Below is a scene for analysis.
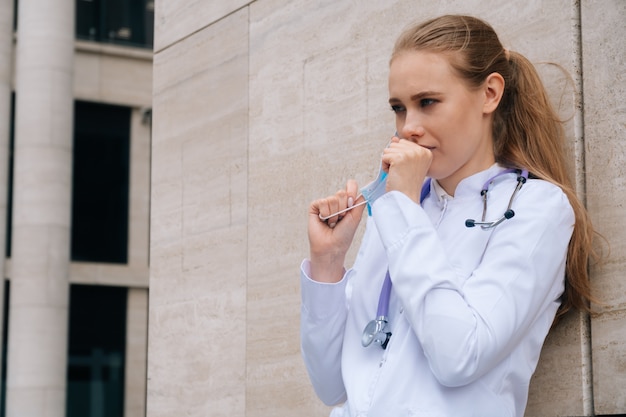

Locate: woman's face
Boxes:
[388,50,497,194]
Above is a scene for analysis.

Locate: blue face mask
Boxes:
[318,136,395,222]
[359,160,388,216]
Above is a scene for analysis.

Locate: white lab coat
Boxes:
[300,164,574,417]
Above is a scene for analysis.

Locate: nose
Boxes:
[399,111,425,143]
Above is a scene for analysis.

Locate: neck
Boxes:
[438,157,496,196]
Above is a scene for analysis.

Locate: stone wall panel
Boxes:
[149,1,626,416]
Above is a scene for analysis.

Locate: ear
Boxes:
[483,72,505,115]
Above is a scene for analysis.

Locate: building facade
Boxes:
[0,0,153,416]
[3,1,623,416]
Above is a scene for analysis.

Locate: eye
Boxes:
[420,98,437,107]
[390,104,405,114]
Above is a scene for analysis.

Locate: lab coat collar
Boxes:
[427,164,512,206]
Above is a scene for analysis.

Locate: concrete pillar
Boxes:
[128,107,151,270]
[0,0,14,393]
[6,1,75,416]
[124,288,148,417]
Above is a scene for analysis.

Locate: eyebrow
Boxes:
[388,91,442,104]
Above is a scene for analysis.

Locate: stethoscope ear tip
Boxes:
[465,219,476,228]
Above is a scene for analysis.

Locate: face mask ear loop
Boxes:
[318,194,366,221]
[319,134,396,222]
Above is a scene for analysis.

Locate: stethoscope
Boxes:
[361,168,529,349]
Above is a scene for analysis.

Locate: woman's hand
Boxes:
[382,137,432,203]
[308,179,365,283]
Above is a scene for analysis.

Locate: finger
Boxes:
[329,190,348,227]
[311,196,335,218]
[381,148,402,169]
[346,179,359,207]
[312,194,341,227]
[395,138,417,151]
[309,198,325,223]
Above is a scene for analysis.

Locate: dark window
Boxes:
[66,284,127,417]
[71,101,130,264]
[76,0,154,49]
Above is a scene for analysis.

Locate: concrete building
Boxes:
[0,0,152,416]
[149,1,625,417]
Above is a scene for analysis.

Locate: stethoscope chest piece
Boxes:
[361,316,392,349]
[362,271,394,350]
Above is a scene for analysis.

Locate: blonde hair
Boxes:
[392,15,597,323]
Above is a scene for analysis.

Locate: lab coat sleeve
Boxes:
[300,259,348,405]
[372,185,574,387]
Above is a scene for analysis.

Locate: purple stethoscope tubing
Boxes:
[376,270,393,318]
[375,179,431,319]
[370,169,528,346]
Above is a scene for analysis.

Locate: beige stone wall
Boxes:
[149,1,626,416]
[581,1,626,414]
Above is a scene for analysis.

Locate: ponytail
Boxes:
[496,51,598,323]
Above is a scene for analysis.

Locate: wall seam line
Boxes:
[245,4,252,417]
[572,0,594,415]
[154,1,257,55]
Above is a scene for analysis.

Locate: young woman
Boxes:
[301,15,595,417]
